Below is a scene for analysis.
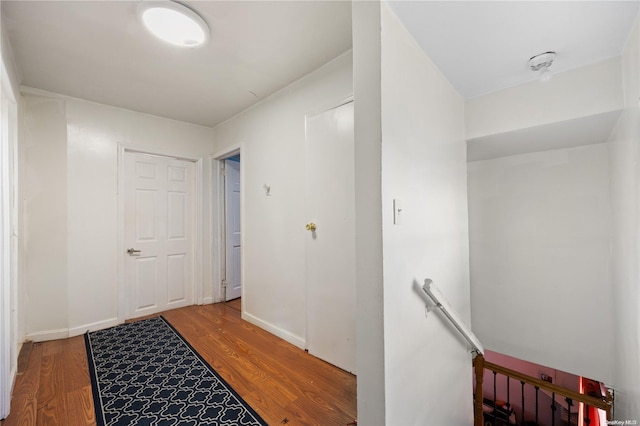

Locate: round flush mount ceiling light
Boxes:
[138,1,209,47]
[528,51,556,83]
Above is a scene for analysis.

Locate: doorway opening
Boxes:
[212,149,242,308]
[222,155,241,303]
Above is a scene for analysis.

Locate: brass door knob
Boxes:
[305,223,317,232]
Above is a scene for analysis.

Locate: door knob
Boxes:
[305,223,317,232]
[127,248,141,255]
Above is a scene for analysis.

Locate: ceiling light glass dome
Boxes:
[138,1,209,48]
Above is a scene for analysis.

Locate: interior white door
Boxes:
[124,152,195,319]
[224,158,242,301]
[0,91,18,420]
[0,97,11,419]
[305,101,356,373]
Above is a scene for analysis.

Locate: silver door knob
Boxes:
[127,248,141,255]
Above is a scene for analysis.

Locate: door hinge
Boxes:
[222,279,227,289]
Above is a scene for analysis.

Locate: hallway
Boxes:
[2,302,357,426]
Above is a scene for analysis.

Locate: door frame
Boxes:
[210,145,242,304]
[223,157,241,301]
[117,145,204,323]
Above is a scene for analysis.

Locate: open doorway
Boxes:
[223,155,242,302]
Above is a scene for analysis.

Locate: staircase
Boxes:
[474,354,613,426]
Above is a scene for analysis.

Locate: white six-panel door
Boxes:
[305,101,356,373]
[124,152,195,319]
[225,158,242,301]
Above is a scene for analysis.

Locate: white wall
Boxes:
[466,58,623,140]
[22,92,214,340]
[352,1,385,422]
[212,52,352,347]
[22,95,69,339]
[608,14,640,420]
[468,144,614,384]
[380,4,471,424]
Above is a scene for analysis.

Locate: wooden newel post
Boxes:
[473,354,485,426]
[605,387,614,421]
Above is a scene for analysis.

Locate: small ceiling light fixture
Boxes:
[138,1,209,48]
[528,51,556,83]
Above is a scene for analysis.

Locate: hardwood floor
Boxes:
[1,302,357,426]
[225,297,242,312]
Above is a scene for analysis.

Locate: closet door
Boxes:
[305,101,356,373]
[124,152,195,319]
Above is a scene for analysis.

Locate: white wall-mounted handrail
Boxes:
[422,279,484,355]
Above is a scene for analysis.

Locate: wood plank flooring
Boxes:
[1,301,357,426]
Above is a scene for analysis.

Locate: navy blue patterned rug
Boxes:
[84,316,267,426]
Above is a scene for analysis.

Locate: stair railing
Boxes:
[421,279,486,425]
[421,279,612,425]
[421,279,484,355]
[474,354,613,426]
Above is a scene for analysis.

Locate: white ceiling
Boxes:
[388,1,640,99]
[2,1,639,129]
[2,1,352,127]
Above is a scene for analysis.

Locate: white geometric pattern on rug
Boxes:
[85,316,266,426]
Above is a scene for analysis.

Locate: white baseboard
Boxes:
[26,328,69,342]
[26,318,121,342]
[242,311,305,349]
[202,296,214,305]
[68,318,120,337]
